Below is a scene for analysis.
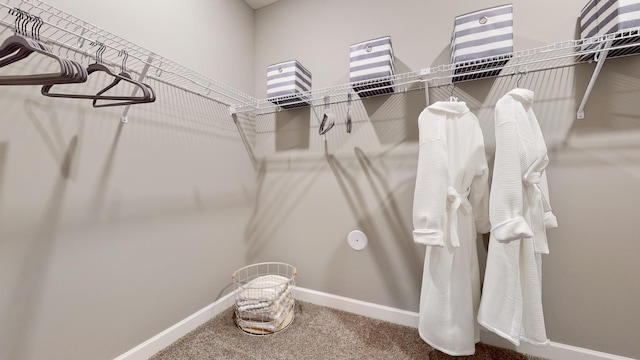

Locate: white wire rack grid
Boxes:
[232,28,640,115]
[0,0,258,107]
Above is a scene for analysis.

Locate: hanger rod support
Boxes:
[121,52,156,124]
[231,113,257,170]
[424,80,430,106]
[577,39,613,120]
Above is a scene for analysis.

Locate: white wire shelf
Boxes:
[231,28,640,115]
[3,0,639,119]
[0,0,257,107]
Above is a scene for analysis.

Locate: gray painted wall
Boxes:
[253,0,640,358]
[0,0,256,359]
[2,0,639,359]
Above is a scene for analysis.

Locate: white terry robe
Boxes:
[413,101,491,356]
[477,88,558,346]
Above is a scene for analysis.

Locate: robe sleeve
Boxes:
[469,163,491,234]
[490,99,534,242]
[412,111,449,247]
[540,170,558,229]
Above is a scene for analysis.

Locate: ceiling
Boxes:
[244,0,280,10]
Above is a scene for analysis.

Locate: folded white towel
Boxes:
[237,285,292,312]
[237,298,294,332]
[238,292,292,322]
[238,275,290,302]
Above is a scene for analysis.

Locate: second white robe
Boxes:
[477,88,558,346]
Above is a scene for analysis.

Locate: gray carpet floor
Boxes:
[151,301,542,360]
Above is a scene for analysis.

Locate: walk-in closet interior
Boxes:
[0,0,639,359]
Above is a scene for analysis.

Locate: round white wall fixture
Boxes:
[347,230,368,251]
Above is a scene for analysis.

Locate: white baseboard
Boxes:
[113,291,236,360]
[480,331,637,360]
[115,287,636,360]
[294,287,420,328]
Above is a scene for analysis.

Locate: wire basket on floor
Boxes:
[232,262,297,335]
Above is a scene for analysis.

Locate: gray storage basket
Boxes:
[267,60,312,109]
[232,262,297,335]
[579,0,640,61]
[349,36,395,98]
[451,4,513,82]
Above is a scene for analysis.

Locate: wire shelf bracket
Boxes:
[577,39,613,120]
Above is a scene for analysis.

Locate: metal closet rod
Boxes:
[0,0,256,106]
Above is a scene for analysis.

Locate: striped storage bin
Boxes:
[579,0,640,61]
[451,4,513,82]
[350,36,395,98]
[267,60,311,109]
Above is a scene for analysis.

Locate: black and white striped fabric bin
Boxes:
[579,0,640,61]
[349,36,395,98]
[451,4,513,82]
[267,60,311,109]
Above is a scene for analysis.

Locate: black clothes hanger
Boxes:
[0,10,78,86]
[0,9,35,64]
[0,11,46,64]
[319,96,335,135]
[514,68,528,88]
[91,50,155,107]
[346,93,352,134]
[0,11,85,85]
[41,42,154,103]
[1,9,154,106]
[92,73,155,107]
[41,63,152,100]
[448,83,458,102]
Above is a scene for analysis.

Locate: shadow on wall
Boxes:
[353,57,423,145]
[233,112,259,170]
[0,142,7,198]
[243,118,423,306]
[72,77,254,224]
[2,107,79,360]
[243,90,427,280]
[325,149,423,308]
[275,107,310,152]
[432,45,453,71]
[360,90,423,144]
[255,89,426,160]
[90,121,124,218]
[24,100,84,180]
[243,158,328,263]
[569,54,640,172]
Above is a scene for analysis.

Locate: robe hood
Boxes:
[428,101,470,115]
